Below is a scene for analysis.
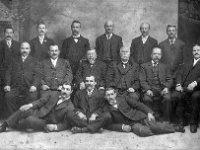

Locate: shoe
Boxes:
[0,122,7,133]
[174,124,185,133]
[190,125,197,133]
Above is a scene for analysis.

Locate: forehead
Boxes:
[105,89,115,95]
[62,84,71,89]
[141,23,149,28]
[167,26,176,30]
[72,22,81,27]
[87,50,96,54]
[86,76,95,81]
[105,21,113,26]
[120,48,129,52]
[21,43,30,48]
[38,24,45,28]
[193,45,200,50]
[5,28,13,33]
[152,48,162,53]
[49,45,59,51]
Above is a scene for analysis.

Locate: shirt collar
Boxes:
[169,37,176,43]
[73,34,81,39]
[22,55,28,60]
[194,58,200,63]
[38,35,45,40]
[87,88,94,94]
[142,35,149,40]
[51,57,58,62]
[106,33,113,39]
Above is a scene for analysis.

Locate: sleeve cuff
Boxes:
[122,124,125,131]
[193,81,197,86]
[54,125,58,131]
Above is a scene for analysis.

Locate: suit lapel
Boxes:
[48,59,55,69]
[55,100,69,110]
[116,61,124,74]
[55,58,61,69]
[183,61,193,82]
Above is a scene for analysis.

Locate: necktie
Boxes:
[153,62,158,67]
[122,63,127,68]
[7,41,11,48]
[170,39,174,45]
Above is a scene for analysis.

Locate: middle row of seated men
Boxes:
[1,40,200,134]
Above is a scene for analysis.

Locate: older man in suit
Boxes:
[106,46,140,101]
[103,88,185,137]
[4,42,41,116]
[29,22,54,61]
[40,44,73,97]
[96,20,123,65]
[66,76,111,134]
[159,25,187,78]
[0,83,74,132]
[61,20,90,75]
[75,49,106,90]
[172,44,200,133]
[140,47,173,122]
[130,23,158,65]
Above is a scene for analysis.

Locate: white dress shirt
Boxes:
[193,58,200,66]
[142,35,149,44]
[169,38,176,45]
[22,55,28,62]
[6,40,12,48]
[38,35,45,44]
[73,34,80,43]
[106,33,113,40]
[51,57,58,67]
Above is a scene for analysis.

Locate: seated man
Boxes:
[67,75,111,133]
[140,47,173,122]
[0,83,74,132]
[40,44,73,97]
[104,87,185,137]
[75,49,106,90]
[172,43,200,133]
[106,46,140,101]
[4,42,41,115]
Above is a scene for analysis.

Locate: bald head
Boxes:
[20,42,31,57]
[104,20,114,34]
[140,23,150,37]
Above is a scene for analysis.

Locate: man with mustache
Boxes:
[40,45,73,98]
[140,47,173,122]
[103,87,185,137]
[4,42,41,116]
[130,23,158,65]
[66,76,111,134]
[0,83,74,132]
[75,49,106,91]
[172,44,200,133]
[106,46,140,101]
[0,27,20,116]
[61,20,90,75]
[95,20,123,65]
[159,25,187,78]
[29,22,54,61]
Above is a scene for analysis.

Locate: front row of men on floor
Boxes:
[0,41,200,136]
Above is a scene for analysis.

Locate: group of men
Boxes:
[0,19,199,137]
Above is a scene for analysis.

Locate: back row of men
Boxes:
[0,20,199,135]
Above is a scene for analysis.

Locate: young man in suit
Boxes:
[172,44,200,133]
[159,25,187,78]
[0,83,74,132]
[104,88,185,137]
[61,20,90,75]
[130,23,158,65]
[4,42,41,116]
[66,75,111,134]
[29,22,54,61]
[75,49,106,91]
[95,20,123,65]
[40,44,73,97]
[140,47,173,122]
[106,46,140,101]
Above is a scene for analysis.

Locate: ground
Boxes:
[0,125,199,150]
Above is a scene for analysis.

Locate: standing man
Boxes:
[66,76,111,134]
[106,46,140,101]
[0,27,20,116]
[29,22,54,61]
[104,88,185,137]
[4,42,41,116]
[0,83,74,132]
[61,20,90,75]
[130,23,158,65]
[140,47,173,122]
[40,45,73,97]
[172,44,200,133]
[96,20,123,64]
[159,25,187,78]
[75,49,106,90]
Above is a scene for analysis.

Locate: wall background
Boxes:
[0,0,178,48]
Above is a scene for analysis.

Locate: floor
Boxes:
[0,125,199,150]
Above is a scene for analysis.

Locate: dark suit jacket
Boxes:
[140,61,173,92]
[61,36,90,74]
[159,38,187,77]
[75,60,107,88]
[130,36,158,64]
[0,40,20,83]
[5,55,41,88]
[31,91,74,131]
[104,95,153,131]
[41,58,73,90]
[96,33,123,61]
[176,60,200,90]
[106,59,140,90]
[73,89,105,118]
[29,36,54,61]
